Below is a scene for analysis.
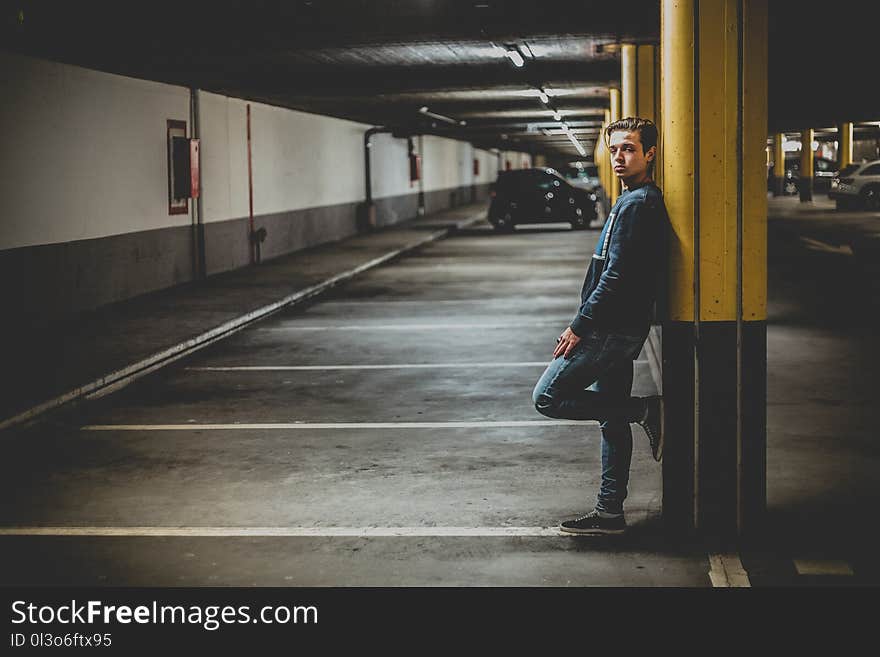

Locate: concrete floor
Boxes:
[1,219,707,587]
[2,196,878,587]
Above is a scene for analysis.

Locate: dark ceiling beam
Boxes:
[4,0,660,51]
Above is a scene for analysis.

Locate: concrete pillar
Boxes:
[604,108,614,207]
[636,45,658,122]
[608,88,621,205]
[595,122,608,196]
[621,44,638,118]
[772,133,785,196]
[661,0,768,541]
[838,122,853,169]
[799,128,814,201]
[637,44,660,187]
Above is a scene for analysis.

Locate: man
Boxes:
[532,116,668,535]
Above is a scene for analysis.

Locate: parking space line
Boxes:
[80,420,587,431]
[311,297,575,305]
[0,526,567,537]
[793,559,854,576]
[258,321,570,331]
[708,553,751,587]
[186,363,548,371]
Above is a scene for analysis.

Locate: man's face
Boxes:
[608,130,655,184]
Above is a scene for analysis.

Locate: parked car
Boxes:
[560,164,602,193]
[829,160,880,210]
[769,155,838,195]
[488,167,599,231]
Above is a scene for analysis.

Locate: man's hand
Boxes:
[553,327,581,359]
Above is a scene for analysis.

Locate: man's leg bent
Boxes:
[532,330,646,423]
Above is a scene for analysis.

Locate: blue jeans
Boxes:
[532,328,647,516]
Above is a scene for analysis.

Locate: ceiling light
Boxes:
[418,106,461,126]
[568,133,586,157]
[552,111,562,121]
[537,89,549,104]
[504,46,525,68]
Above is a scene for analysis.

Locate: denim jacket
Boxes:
[570,182,668,338]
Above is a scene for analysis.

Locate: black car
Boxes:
[768,155,838,195]
[488,168,599,231]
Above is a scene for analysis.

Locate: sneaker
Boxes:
[639,395,664,462]
[559,509,626,535]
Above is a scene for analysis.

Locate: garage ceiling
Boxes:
[3,0,877,163]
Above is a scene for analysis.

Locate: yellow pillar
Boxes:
[838,122,853,169]
[608,88,621,205]
[621,44,637,118]
[799,128,814,201]
[636,45,657,122]
[637,44,659,186]
[595,128,607,195]
[661,0,768,539]
[603,108,613,206]
[772,133,785,195]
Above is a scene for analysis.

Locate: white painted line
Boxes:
[259,321,569,331]
[316,297,574,305]
[799,236,854,256]
[0,213,486,432]
[794,559,854,576]
[186,362,548,371]
[0,526,566,538]
[708,553,751,587]
[80,420,588,431]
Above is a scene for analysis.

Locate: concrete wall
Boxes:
[0,52,531,319]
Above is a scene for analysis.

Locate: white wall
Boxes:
[0,51,191,250]
[1,52,534,252]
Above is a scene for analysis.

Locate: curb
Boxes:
[0,212,486,432]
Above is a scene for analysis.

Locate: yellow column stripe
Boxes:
[773,133,785,178]
[661,0,696,321]
[839,122,853,169]
[622,44,637,118]
[698,0,739,321]
[608,89,621,205]
[636,45,656,122]
[742,0,768,321]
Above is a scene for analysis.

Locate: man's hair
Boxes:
[604,117,658,154]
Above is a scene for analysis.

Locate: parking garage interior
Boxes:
[1,0,880,607]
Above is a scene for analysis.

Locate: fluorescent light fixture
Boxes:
[568,132,586,157]
[504,46,525,67]
[537,89,549,104]
[419,106,460,126]
[552,111,562,121]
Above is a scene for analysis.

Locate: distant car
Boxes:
[771,155,838,195]
[829,160,880,210]
[560,164,602,193]
[488,168,599,231]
